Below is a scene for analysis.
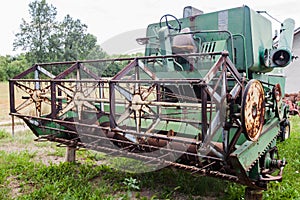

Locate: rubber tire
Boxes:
[280,120,290,142]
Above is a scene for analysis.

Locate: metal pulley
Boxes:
[241,79,265,141]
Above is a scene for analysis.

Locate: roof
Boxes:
[294,27,300,35]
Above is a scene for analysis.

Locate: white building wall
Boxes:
[284,32,300,93]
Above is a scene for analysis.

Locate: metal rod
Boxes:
[51,81,57,118]
[79,96,203,108]
[201,87,208,141]
[110,79,204,84]
[11,115,14,137]
[32,52,223,67]
[12,113,202,145]
[40,136,241,185]
[9,80,16,114]
[37,125,223,162]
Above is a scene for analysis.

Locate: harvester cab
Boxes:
[142,5,294,73]
[9,5,295,199]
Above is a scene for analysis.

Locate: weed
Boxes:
[0,129,11,139]
[123,177,140,191]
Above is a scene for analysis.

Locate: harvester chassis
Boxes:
[10,51,286,194]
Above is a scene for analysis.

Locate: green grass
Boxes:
[0,116,299,199]
[222,116,300,200]
[263,116,300,199]
[0,129,227,199]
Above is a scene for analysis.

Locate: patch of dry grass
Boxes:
[0,82,10,121]
[0,82,25,121]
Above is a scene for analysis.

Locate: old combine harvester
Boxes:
[10,5,295,198]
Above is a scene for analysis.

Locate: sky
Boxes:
[1,0,300,55]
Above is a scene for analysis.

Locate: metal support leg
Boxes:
[65,146,76,162]
[11,115,15,137]
[245,187,263,200]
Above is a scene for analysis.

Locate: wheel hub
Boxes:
[131,94,143,112]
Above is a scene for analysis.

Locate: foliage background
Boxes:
[0,0,110,81]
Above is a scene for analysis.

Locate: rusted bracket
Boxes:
[259,159,286,182]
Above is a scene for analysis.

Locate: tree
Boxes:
[0,54,29,81]
[13,0,106,64]
[86,45,108,60]
[0,56,8,81]
[57,14,99,61]
[6,55,29,79]
[13,0,58,63]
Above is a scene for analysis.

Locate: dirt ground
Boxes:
[0,120,28,134]
[0,123,65,165]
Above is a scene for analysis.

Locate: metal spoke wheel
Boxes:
[15,83,52,117]
[241,79,265,141]
[114,82,158,136]
[57,83,98,120]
